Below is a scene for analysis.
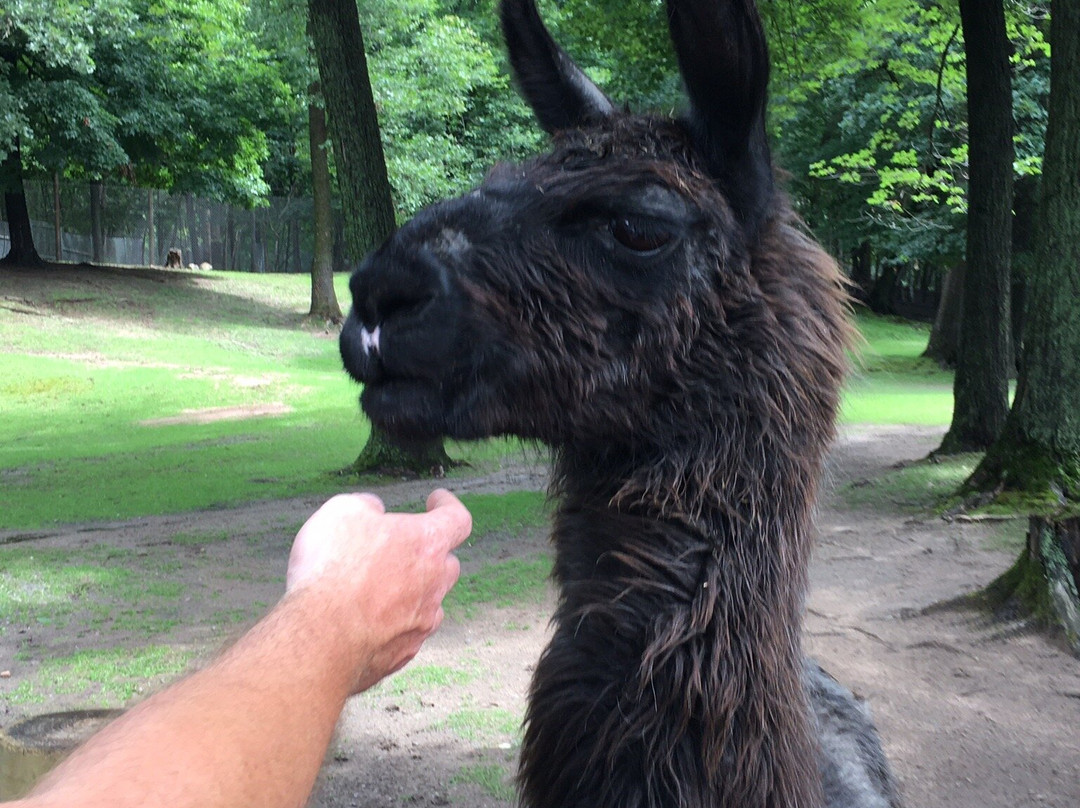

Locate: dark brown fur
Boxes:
[508,122,853,808]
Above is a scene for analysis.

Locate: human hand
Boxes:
[285,489,471,693]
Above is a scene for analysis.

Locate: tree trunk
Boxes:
[850,240,872,301]
[90,182,106,263]
[938,0,1014,454]
[250,209,266,273]
[147,189,156,266]
[349,429,454,479]
[307,84,342,323]
[53,172,63,262]
[980,517,1080,652]
[307,0,395,260]
[309,0,450,476]
[866,262,899,315]
[0,139,43,267]
[965,0,1080,505]
[205,204,214,267]
[185,194,198,266]
[923,262,965,367]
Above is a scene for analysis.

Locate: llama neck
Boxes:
[518,443,824,808]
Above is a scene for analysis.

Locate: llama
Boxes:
[340,1,901,806]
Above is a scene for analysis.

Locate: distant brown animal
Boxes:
[340,1,901,806]
[165,248,182,268]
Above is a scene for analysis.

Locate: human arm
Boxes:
[8,489,471,808]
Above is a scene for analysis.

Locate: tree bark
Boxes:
[250,209,266,273]
[226,207,235,270]
[307,0,396,260]
[923,262,964,367]
[201,203,213,268]
[966,0,1080,505]
[90,182,106,263]
[349,430,454,478]
[0,139,43,267]
[309,0,451,476]
[850,240,872,301]
[307,84,343,323]
[938,0,1014,454]
[980,517,1080,652]
[866,262,900,315]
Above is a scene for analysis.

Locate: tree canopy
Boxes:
[1,0,287,206]
[3,0,1054,268]
[775,0,1048,272]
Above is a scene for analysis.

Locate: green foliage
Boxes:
[841,314,954,425]
[1,0,287,204]
[359,0,541,219]
[773,0,1049,268]
[553,0,679,110]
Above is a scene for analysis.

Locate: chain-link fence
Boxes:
[0,179,340,273]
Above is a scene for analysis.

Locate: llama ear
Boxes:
[500,0,614,134]
[666,0,774,235]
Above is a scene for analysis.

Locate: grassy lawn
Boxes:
[1,268,955,532]
[0,268,518,531]
[841,313,953,426]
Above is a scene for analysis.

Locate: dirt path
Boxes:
[811,426,1080,808]
[3,426,1078,807]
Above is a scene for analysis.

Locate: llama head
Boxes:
[341,0,847,464]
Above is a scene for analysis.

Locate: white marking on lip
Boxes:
[361,325,381,356]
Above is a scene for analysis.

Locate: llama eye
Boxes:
[609,217,673,254]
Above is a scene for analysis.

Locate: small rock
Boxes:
[0,670,10,678]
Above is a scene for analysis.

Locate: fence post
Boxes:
[52,172,62,262]
[148,189,156,266]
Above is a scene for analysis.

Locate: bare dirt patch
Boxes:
[138,402,295,426]
[1,428,1077,807]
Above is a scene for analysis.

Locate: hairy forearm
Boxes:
[15,589,357,808]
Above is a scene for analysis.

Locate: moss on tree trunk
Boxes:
[349,428,455,478]
[979,517,1080,652]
